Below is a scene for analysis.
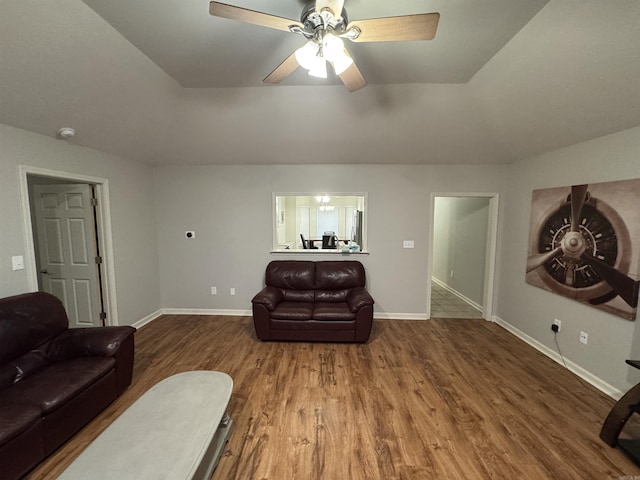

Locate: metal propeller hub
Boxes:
[561,231,588,259]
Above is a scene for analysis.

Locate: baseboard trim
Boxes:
[374,312,429,320]
[133,308,428,327]
[432,277,482,312]
[132,308,251,329]
[160,308,253,317]
[131,309,164,329]
[492,315,622,400]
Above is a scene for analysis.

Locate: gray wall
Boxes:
[0,124,161,326]
[497,125,640,393]
[433,197,489,305]
[153,164,507,316]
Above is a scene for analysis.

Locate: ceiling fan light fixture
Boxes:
[322,34,352,74]
[328,51,352,75]
[308,59,327,78]
[294,41,320,70]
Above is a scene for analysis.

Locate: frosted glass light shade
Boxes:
[308,59,327,78]
[295,41,320,70]
[323,34,353,75]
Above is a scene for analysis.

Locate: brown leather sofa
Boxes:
[0,292,135,480]
[252,260,374,342]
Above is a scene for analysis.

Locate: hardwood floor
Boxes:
[28,316,640,479]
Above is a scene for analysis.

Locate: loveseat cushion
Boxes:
[0,404,41,445]
[47,326,136,361]
[312,302,356,321]
[270,302,313,320]
[266,261,314,289]
[0,357,115,415]
[0,406,44,480]
[283,290,315,302]
[0,292,67,365]
[315,289,349,303]
[315,261,365,289]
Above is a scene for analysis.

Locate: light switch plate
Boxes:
[11,255,24,271]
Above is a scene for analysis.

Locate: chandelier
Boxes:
[316,195,335,211]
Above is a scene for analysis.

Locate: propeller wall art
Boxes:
[526,179,640,320]
[209,0,440,91]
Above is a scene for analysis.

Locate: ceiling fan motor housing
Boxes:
[301,1,348,36]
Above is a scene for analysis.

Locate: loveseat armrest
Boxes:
[47,326,136,361]
[251,286,283,311]
[347,287,374,312]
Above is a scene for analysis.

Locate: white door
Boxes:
[33,184,103,328]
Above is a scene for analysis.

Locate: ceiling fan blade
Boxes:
[263,52,300,84]
[337,50,367,92]
[570,184,589,232]
[581,253,640,308]
[526,247,563,273]
[346,13,440,43]
[209,2,302,33]
[316,0,345,18]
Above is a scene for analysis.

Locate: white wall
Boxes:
[153,164,507,317]
[0,124,161,326]
[497,125,640,394]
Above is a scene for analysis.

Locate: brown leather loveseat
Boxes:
[0,292,135,480]
[252,260,374,342]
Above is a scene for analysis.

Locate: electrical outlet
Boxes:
[580,331,588,344]
[185,230,195,239]
[403,240,414,249]
[230,288,235,296]
[552,318,561,332]
[210,287,217,295]
[450,270,454,278]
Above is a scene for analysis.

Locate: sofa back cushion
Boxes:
[315,261,365,290]
[266,261,366,294]
[0,292,68,366]
[266,261,315,290]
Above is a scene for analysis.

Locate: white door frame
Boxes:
[426,192,500,321]
[18,165,119,326]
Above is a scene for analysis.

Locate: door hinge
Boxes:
[99,312,107,321]
[91,198,98,207]
[95,256,103,264]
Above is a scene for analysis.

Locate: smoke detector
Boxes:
[57,127,76,139]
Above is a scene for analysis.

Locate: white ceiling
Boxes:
[1,1,640,166]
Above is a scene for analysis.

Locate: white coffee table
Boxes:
[57,371,233,480]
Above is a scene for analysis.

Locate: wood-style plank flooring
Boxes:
[27,316,640,479]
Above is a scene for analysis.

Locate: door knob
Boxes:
[40,269,49,274]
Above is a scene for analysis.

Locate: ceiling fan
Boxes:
[209,1,440,92]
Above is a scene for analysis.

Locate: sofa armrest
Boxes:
[251,286,283,311]
[347,287,374,313]
[47,326,136,361]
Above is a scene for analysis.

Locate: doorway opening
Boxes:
[427,193,499,320]
[18,166,118,326]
